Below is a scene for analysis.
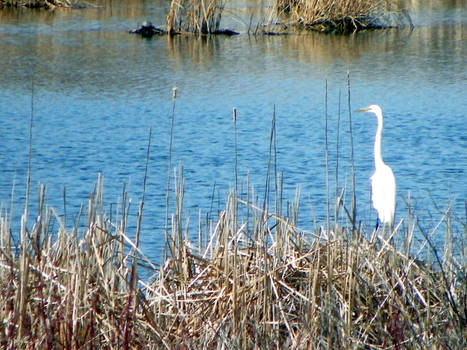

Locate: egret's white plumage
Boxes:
[357,105,396,226]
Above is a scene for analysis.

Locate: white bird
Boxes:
[357,105,396,227]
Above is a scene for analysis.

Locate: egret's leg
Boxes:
[375,218,380,231]
[370,218,380,245]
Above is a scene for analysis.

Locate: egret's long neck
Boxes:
[374,112,384,168]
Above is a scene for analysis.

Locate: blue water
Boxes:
[0,1,465,266]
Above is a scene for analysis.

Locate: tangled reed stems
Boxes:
[146,190,466,348]
[0,0,73,9]
[167,0,225,35]
[275,0,408,33]
[0,172,465,348]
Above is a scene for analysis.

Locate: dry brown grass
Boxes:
[0,0,73,9]
[145,192,466,348]
[0,174,465,348]
[275,0,406,33]
[0,175,145,348]
[167,0,225,35]
[277,0,378,21]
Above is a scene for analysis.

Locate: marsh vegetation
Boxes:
[0,0,74,9]
[0,0,413,34]
[275,0,412,33]
[166,0,413,34]
[0,87,465,348]
[167,0,225,35]
[1,173,465,348]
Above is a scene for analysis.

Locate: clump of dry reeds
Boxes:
[167,0,225,35]
[1,173,465,348]
[0,0,73,9]
[275,0,409,33]
[0,175,157,348]
[144,186,467,348]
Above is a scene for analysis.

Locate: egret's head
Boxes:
[357,104,382,115]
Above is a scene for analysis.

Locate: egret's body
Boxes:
[358,105,396,227]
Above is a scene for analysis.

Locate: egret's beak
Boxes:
[356,107,370,113]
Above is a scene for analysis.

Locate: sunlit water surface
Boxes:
[0,0,465,269]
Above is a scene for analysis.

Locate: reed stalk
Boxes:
[165,87,177,261]
[346,72,358,236]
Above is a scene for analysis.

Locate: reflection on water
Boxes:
[0,0,465,263]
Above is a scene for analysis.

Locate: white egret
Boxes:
[357,105,396,228]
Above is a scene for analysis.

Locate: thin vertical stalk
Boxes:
[18,78,34,341]
[120,182,128,266]
[347,71,357,233]
[136,128,152,253]
[233,107,238,194]
[324,80,332,349]
[231,108,239,336]
[165,86,177,260]
[273,108,282,256]
[207,181,217,237]
[324,80,330,237]
[6,176,16,252]
[62,185,67,229]
[334,89,341,231]
[22,78,35,241]
[273,108,278,216]
[245,172,250,243]
[34,184,46,258]
[262,106,276,238]
[231,193,238,337]
[345,72,358,348]
[124,127,152,349]
[174,163,185,261]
